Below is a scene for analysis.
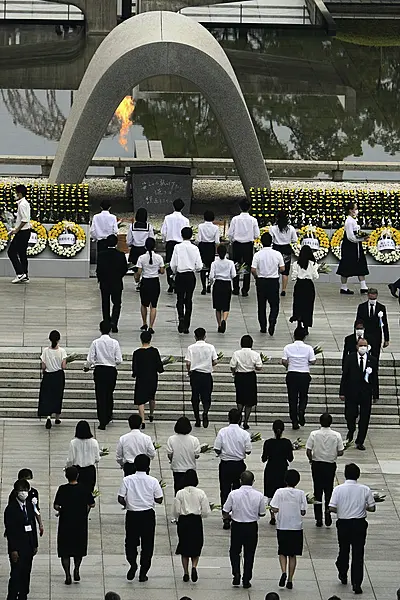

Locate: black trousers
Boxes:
[100,283,122,327]
[336,518,368,589]
[165,240,178,289]
[94,365,117,428]
[256,277,280,331]
[219,460,246,507]
[77,464,96,493]
[311,461,336,522]
[190,371,213,422]
[175,271,196,329]
[286,371,311,426]
[232,241,253,294]
[8,229,31,276]
[230,521,258,584]
[125,509,155,576]
[7,550,34,600]
[173,471,186,495]
[345,395,372,445]
[97,239,108,253]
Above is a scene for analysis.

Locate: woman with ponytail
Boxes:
[262,419,294,524]
[38,330,67,430]
[136,237,165,334]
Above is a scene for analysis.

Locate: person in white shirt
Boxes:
[126,207,154,266]
[174,469,210,583]
[230,335,262,429]
[209,244,236,333]
[290,244,319,336]
[135,238,165,334]
[166,416,201,494]
[185,328,218,428]
[90,200,118,253]
[329,463,376,594]
[282,326,316,430]
[336,202,369,295]
[66,420,101,492]
[228,199,260,297]
[8,184,31,284]
[251,232,285,335]
[222,470,265,589]
[171,227,203,333]
[269,211,298,297]
[214,408,252,529]
[85,320,123,430]
[306,413,344,528]
[197,210,220,295]
[118,454,163,583]
[161,198,190,292]
[116,414,156,476]
[38,329,67,430]
[270,469,307,591]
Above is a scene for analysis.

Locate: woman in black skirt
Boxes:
[132,330,164,427]
[135,237,165,334]
[54,466,95,585]
[269,211,298,297]
[230,335,262,429]
[337,202,369,295]
[197,210,220,295]
[290,244,319,336]
[262,420,294,524]
[126,207,154,266]
[38,330,67,430]
[66,420,101,492]
[270,469,307,591]
[209,244,236,333]
[173,469,210,583]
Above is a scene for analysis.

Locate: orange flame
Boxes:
[115,96,135,150]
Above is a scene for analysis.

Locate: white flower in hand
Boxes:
[365,366,372,383]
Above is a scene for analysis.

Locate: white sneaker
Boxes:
[11,274,25,284]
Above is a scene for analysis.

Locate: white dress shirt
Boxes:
[270,487,307,530]
[116,429,156,467]
[291,261,319,281]
[197,222,220,243]
[214,424,252,461]
[87,334,122,367]
[136,252,164,278]
[118,472,163,511]
[223,485,266,522]
[15,198,31,230]
[166,433,201,472]
[282,341,316,373]
[170,241,203,273]
[252,247,285,278]
[161,212,189,242]
[344,215,359,244]
[126,222,154,247]
[228,212,260,243]
[41,346,67,373]
[174,486,210,518]
[269,224,298,245]
[66,438,101,468]
[329,480,375,519]
[230,348,262,373]
[306,427,344,463]
[209,257,236,282]
[90,210,118,240]
[185,340,217,373]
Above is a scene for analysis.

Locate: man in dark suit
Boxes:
[340,338,379,451]
[355,288,389,359]
[96,234,128,333]
[4,479,39,600]
[342,319,365,369]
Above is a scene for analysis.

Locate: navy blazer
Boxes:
[4,498,38,554]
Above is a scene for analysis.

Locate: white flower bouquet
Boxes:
[260,352,271,364]
[93,488,101,498]
[217,351,224,361]
[159,479,166,489]
[364,366,372,383]
[200,443,212,453]
[250,432,262,443]
[313,345,323,355]
[372,491,386,503]
[153,442,162,450]
[292,438,305,451]
[100,447,110,457]
[161,355,175,366]
[66,353,78,364]
[306,493,322,505]
[209,503,222,511]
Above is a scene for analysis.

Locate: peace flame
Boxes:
[115,96,135,150]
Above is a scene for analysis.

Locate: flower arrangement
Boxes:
[292,225,330,262]
[100,447,110,457]
[292,438,305,450]
[26,220,48,256]
[0,221,8,252]
[331,227,368,259]
[367,226,400,263]
[254,226,270,250]
[48,221,86,257]
[153,442,162,450]
[250,432,262,443]
[200,443,212,453]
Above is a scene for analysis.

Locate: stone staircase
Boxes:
[0,352,399,427]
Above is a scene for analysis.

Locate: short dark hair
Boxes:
[261,232,272,247]
[346,201,357,214]
[194,327,206,340]
[265,593,280,600]
[100,320,112,335]
[75,420,93,439]
[105,593,121,600]
[181,227,192,240]
[18,468,33,480]
[240,334,253,348]
[49,330,61,349]
[228,408,241,424]
[14,479,30,492]
[294,325,307,341]
[141,331,152,344]
[174,416,192,435]
[134,454,150,472]
[354,319,364,328]
[128,414,142,429]
[204,210,214,222]
[239,199,251,212]
[183,469,198,487]
[16,184,27,197]
[240,470,254,486]
[173,198,185,211]
[107,234,118,247]
[368,287,378,296]
[100,200,111,210]
[344,463,360,481]
[285,469,300,487]
[320,413,333,428]
[217,244,227,259]
[65,466,78,482]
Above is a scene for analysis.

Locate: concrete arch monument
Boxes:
[49,11,270,192]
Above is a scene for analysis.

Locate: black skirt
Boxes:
[212,279,232,311]
[176,514,204,558]
[129,245,146,265]
[337,233,369,277]
[277,529,303,557]
[140,277,160,308]
[76,465,96,493]
[198,242,216,268]
[38,370,65,417]
[234,371,257,407]
[291,278,315,328]
[273,243,292,277]
[134,375,158,405]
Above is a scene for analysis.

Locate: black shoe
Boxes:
[183,574,189,582]
[98,425,106,430]
[268,323,276,336]
[340,289,354,295]
[201,289,206,295]
[360,289,368,294]
[232,575,240,586]
[292,423,300,430]
[388,283,398,298]
[232,289,239,296]
[178,321,184,333]
[191,567,198,582]
[242,581,251,589]
[203,414,209,428]
[316,520,323,527]
[141,423,146,430]
[195,420,201,428]
[260,328,266,334]
[206,285,211,294]
[279,573,287,588]
[353,586,363,594]
[223,520,231,530]
[140,324,148,331]
[183,328,189,334]
[281,290,286,297]
[65,575,72,585]
[243,423,249,430]
[139,574,148,582]
[286,581,293,590]
[217,326,222,333]
[73,568,80,582]
[167,286,174,294]
[149,415,154,423]
[111,325,118,333]
[338,574,348,585]
[45,418,52,430]
[148,328,155,335]
[55,419,61,425]
[220,319,226,333]
[241,291,249,297]
[269,516,276,526]
[356,443,366,451]
[299,414,305,427]
[325,511,332,527]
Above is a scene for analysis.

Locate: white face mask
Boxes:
[17,491,28,501]
[355,329,364,337]
[358,346,368,356]
[369,299,377,306]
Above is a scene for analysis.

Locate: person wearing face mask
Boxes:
[342,319,365,369]
[339,338,379,450]
[356,288,389,359]
[4,479,39,600]
[336,202,369,295]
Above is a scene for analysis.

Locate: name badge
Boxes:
[25,525,32,532]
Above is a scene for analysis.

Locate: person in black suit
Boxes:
[342,319,365,369]
[96,234,128,333]
[355,288,389,359]
[339,338,379,451]
[4,479,39,600]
